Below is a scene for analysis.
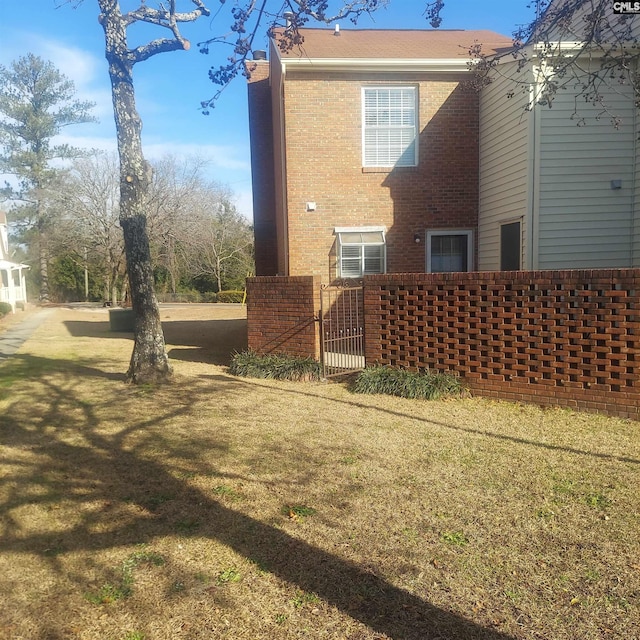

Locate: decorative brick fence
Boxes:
[247,270,640,420]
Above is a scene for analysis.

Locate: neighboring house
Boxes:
[247,27,513,282]
[478,2,640,270]
[0,212,28,311]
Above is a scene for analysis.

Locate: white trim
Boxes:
[282,58,474,73]
[426,229,473,273]
[334,225,386,234]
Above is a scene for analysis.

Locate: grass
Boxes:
[0,305,639,639]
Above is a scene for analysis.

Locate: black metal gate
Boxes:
[320,282,365,377]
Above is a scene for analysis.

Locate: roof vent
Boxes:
[334,23,340,36]
[283,11,295,27]
[252,50,267,61]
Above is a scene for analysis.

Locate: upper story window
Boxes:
[362,87,418,168]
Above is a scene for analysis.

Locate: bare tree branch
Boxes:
[198,0,389,113]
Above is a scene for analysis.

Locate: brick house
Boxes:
[247,27,513,282]
[244,21,640,421]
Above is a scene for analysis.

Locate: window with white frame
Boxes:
[426,230,473,273]
[335,227,386,278]
[362,87,418,167]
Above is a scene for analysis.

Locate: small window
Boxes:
[336,228,386,278]
[426,230,473,273]
[500,221,521,270]
[362,87,418,167]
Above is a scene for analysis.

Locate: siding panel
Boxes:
[537,74,636,269]
[479,63,530,270]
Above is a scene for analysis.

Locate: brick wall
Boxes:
[246,61,278,276]
[247,276,321,359]
[281,72,479,281]
[364,270,640,420]
[247,270,640,420]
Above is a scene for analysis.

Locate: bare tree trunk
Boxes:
[99,0,171,383]
[38,236,49,302]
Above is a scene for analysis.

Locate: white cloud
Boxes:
[0,31,113,122]
[0,29,254,219]
[143,141,250,172]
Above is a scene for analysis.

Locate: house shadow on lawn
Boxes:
[63,317,248,366]
[163,319,247,366]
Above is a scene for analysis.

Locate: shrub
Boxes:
[351,366,463,400]
[156,290,201,303]
[216,290,245,304]
[0,302,13,317]
[229,350,321,381]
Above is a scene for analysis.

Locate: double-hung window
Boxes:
[335,227,386,278]
[362,87,418,167]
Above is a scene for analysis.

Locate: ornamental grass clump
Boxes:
[351,365,463,400]
[229,350,321,381]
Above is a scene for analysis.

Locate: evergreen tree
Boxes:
[0,53,95,301]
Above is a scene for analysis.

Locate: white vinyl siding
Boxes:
[537,70,636,269]
[478,62,530,270]
[362,87,417,167]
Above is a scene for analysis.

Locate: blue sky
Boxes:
[0,1,536,219]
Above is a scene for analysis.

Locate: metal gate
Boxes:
[320,282,365,377]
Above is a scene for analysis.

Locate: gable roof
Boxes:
[272,27,513,73]
[277,28,513,59]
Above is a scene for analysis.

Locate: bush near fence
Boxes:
[246,270,640,420]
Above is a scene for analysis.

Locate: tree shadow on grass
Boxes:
[0,356,513,640]
[207,375,640,467]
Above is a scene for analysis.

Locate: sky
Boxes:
[0,1,537,220]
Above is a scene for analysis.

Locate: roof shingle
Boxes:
[275,28,513,60]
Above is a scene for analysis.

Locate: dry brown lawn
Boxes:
[0,304,639,640]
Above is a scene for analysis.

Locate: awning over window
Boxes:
[334,227,386,246]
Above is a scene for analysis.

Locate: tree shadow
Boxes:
[216,375,640,467]
[0,353,126,384]
[1,356,514,640]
